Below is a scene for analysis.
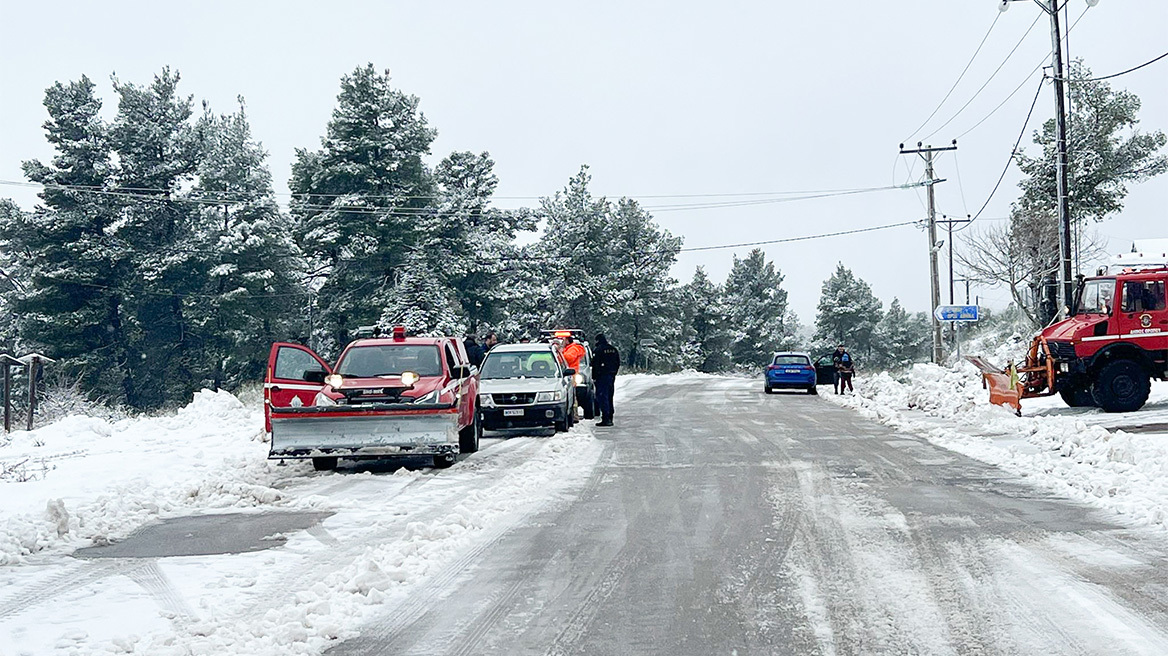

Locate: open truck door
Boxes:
[264,343,330,434]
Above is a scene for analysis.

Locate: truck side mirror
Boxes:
[452,365,472,379]
[303,369,326,383]
[564,368,576,376]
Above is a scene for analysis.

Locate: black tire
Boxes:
[764,384,773,394]
[580,389,596,419]
[459,412,481,454]
[1091,360,1151,413]
[433,454,456,469]
[808,386,818,395]
[1058,386,1095,408]
[312,456,337,472]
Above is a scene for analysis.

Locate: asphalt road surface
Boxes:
[328,376,1168,655]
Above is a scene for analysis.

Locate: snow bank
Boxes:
[126,428,602,655]
[0,389,314,565]
[828,364,1168,529]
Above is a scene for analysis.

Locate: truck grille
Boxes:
[493,392,536,406]
[1048,340,1076,362]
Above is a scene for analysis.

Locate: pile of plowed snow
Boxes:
[0,389,318,565]
[829,363,1168,529]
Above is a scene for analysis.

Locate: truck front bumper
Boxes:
[269,405,460,459]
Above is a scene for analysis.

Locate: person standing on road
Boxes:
[465,334,486,368]
[561,335,586,374]
[832,344,855,394]
[591,333,620,426]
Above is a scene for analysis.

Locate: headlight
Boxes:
[401,371,420,386]
[412,390,440,404]
[535,390,563,403]
[313,392,336,406]
[325,374,343,388]
[479,393,496,408]
[574,373,584,386]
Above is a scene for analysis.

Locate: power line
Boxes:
[970,76,1045,222]
[0,178,916,204]
[1057,50,1168,82]
[954,6,1088,141]
[903,12,1001,144]
[921,10,1043,142]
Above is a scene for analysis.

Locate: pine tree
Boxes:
[380,251,465,336]
[290,64,437,355]
[427,151,536,333]
[188,99,307,390]
[108,68,203,408]
[679,266,731,372]
[2,76,139,403]
[723,249,796,366]
[871,298,929,370]
[813,263,883,361]
[604,198,681,368]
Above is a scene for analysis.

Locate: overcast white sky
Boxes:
[1,0,1164,324]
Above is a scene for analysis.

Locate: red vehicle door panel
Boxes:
[1117,278,1168,336]
[264,343,331,432]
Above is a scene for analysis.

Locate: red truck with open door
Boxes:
[264,327,480,470]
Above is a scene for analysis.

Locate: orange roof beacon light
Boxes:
[392,326,407,341]
[553,331,572,338]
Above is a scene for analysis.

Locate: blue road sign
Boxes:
[933,305,979,322]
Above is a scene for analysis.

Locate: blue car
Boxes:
[764,352,818,395]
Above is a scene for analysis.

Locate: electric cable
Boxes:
[902,12,1001,144]
[1059,51,1168,82]
[970,77,1045,223]
[921,10,1043,142]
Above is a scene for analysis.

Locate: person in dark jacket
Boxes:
[591,333,621,426]
[832,344,855,394]
[465,335,486,368]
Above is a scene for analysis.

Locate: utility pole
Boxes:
[900,140,957,365]
[999,0,1082,316]
[938,214,972,304]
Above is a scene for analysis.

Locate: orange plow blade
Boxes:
[965,356,1022,415]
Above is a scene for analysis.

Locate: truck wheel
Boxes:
[1091,360,1151,413]
[312,456,337,471]
[580,390,595,419]
[433,454,456,469]
[459,413,481,454]
[1058,386,1095,408]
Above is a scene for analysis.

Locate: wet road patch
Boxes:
[74,511,334,558]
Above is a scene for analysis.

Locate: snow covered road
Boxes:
[6,374,1168,654]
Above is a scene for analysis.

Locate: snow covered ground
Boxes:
[0,389,604,655]
[827,362,1168,530]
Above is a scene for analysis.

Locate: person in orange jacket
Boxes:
[561,335,586,374]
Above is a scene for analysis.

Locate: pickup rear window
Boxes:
[337,345,443,378]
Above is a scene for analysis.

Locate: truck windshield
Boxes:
[1075,278,1114,315]
[337,345,443,377]
[480,351,560,379]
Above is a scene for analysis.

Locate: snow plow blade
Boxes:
[965,356,1022,415]
[269,405,461,459]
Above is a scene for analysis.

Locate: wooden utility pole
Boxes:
[900,141,957,364]
[999,0,1077,315]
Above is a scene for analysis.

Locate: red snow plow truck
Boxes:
[264,326,480,471]
[968,267,1168,414]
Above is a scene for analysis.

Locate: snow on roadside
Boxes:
[827,363,1168,529]
[0,389,315,565]
[125,427,603,656]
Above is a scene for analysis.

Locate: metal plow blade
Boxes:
[965,356,1022,415]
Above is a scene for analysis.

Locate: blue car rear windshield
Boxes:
[773,355,810,366]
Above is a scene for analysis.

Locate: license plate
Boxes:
[785,369,801,374]
[503,409,523,417]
